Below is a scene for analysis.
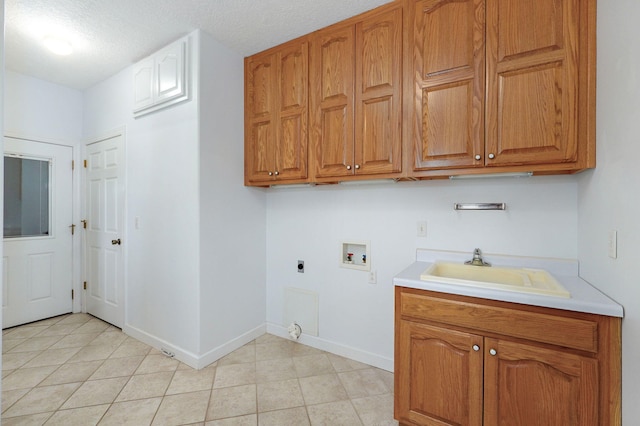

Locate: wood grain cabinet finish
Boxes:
[310,4,403,181]
[395,287,622,426]
[244,39,308,185]
[411,0,485,171]
[244,0,596,185]
[410,0,595,176]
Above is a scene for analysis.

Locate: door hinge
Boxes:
[83,159,87,168]
[81,220,87,229]
[70,224,76,235]
[72,160,75,170]
[83,281,87,290]
[71,289,75,300]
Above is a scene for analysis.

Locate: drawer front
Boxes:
[399,289,598,352]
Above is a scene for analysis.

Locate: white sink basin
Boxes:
[420,262,570,298]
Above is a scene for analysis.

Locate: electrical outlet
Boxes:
[417,221,427,237]
[297,260,304,273]
[608,230,617,259]
[368,270,377,284]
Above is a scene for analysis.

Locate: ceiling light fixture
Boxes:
[43,36,73,56]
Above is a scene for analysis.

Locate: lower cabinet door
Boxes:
[483,337,599,426]
[396,320,483,426]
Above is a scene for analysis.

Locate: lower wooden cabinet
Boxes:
[395,287,621,426]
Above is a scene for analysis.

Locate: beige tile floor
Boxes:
[1,313,398,425]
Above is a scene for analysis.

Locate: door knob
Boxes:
[111,239,121,245]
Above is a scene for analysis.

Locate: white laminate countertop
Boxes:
[393,249,624,318]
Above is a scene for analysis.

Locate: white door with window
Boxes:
[3,138,73,328]
[85,134,125,328]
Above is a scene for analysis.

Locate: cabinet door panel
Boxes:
[497,0,564,61]
[278,115,306,177]
[311,27,355,178]
[484,338,598,426]
[355,6,402,175]
[155,41,186,104]
[245,54,276,182]
[248,121,274,180]
[276,42,308,180]
[397,320,483,426]
[413,0,485,170]
[486,0,578,166]
[250,60,274,118]
[133,57,154,111]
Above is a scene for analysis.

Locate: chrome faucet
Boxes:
[465,248,491,267]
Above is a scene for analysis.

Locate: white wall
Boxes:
[578,0,640,422]
[197,31,267,359]
[4,71,83,144]
[1,0,5,392]
[83,34,202,357]
[3,71,85,315]
[83,30,268,366]
[265,176,579,369]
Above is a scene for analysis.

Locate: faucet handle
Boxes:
[466,248,490,266]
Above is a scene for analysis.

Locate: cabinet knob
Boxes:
[488,153,496,159]
[472,344,480,352]
[274,171,279,176]
[475,155,481,161]
[355,164,360,170]
[268,172,273,176]
[489,348,497,356]
[346,165,352,170]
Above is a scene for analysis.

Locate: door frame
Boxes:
[81,127,127,327]
[3,132,82,316]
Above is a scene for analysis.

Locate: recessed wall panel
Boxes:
[105,250,118,306]
[105,148,119,168]
[106,178,119,233]
[28,253,54,301]
[89,180,103,231]
[90,247,102,299]
[3,257,8,308]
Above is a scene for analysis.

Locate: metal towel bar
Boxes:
[454,203,506,211]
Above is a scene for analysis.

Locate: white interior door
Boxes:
[3,138,73,328]
[85,135,125,328]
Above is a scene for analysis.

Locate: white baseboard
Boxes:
[266,322,394,372]
[123,323,200,368]
[123,322,267,369]
[122,322,391,372]
[196,324,266,369]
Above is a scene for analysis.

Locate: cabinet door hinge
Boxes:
[71,289,75,300]
[81,220,87,229]
[83,159,87,168]
[72,160,75,170]
[83,281,87,290]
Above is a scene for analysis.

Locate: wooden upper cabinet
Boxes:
[412,0,485,171]
[276,42,309,180]
[245,52,276,183]
[355,6,403,176]
[245,39,308,185]
[311,4,403,180]
[310,25,356,179]
[485,0,580,167]
[410,0,595,176]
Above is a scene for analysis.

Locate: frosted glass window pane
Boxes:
[3,156,50,238]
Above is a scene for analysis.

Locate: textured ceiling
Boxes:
[5,0,391,90]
